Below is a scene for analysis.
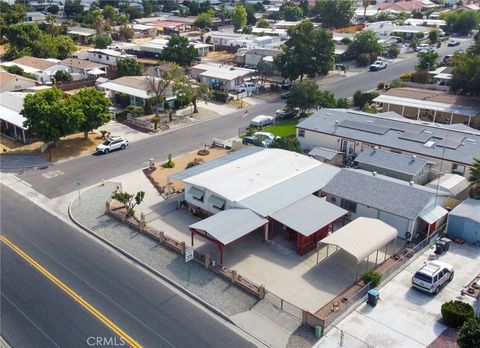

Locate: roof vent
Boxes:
[466,138,476,143]
[411,155,416,160]
[372,171,377,176]
[409,181,414,186]
[326,112,332,116]
[374,146,379,150]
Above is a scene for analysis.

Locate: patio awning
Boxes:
[320,217,398,264]
[419,205,449,225]
[188,186,205,200]
[189,209,267,245]
[269,195,347,237]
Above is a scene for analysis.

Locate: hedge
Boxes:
[458,317,480,348]
[441,301,474,328]
[361,271,381,288]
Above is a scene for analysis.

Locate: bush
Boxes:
[387,45,400,58]
[54,70,72,82]
[115,110,127,121]
[377,82,385,90]
[389,79,406,88]
[114,93,130,107]
[458,317,480,348]
[357,53,372,66]
[353,90,379,108]
[441,301,475,328]
[270,84,280,92]
[336,98,351,108]
[161,160,175,168]
[144,99,153,114]
[415,32,425,39]
[186,158,204,169]
[361,271,381,287]
[411,70,432,84]
[340,37,352,45]
[400,72,414,81]
[212,90,228,103]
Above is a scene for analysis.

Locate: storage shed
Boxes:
[447,199,480,244]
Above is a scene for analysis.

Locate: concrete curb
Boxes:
[0,336,11,348]
[68,199,270,347]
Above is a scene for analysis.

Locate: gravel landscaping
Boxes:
[70,182,258,316]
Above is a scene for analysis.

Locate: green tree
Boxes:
[194,12,212,29]
[257,60,275,85]
[274,20,335,81]
[428,29,439,44]
[175,82,212,113]
[270,137,302,153]
[441,10,480,35]
[2,3,27,25]
[336,97,351,108]
[4,22,42,59]
[53,35,76,59]
[159,34,200,66]
[256,18,270,28]
[146,64,184,118]
[451,54,480,96]
[346,30,382,63]
[54,70,72,82]
[287,80,319,113]
[111,191,145,217]
[64,0,84,18]
[118,25,134,41]
[316,90,336,109]
[142,0,159,16]
[22,87,83,147]
[232,5,247,32]
[244,3,257,26]
[416,51,439,70]
[312,0,355,29]
[102,5,116,21]
[458,317,480,348]
[280,3,304,21]
[468,157,480,193]
[93,34,112,49]
[47,5,60,15]
[117,58,144,77]
[70,87,112,139]
[362,0,370,23]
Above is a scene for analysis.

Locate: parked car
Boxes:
[418,46,435,53]
[250,115,275,127]
[442,55,453,65]
[280,91,290,99]
[96,136,128,154]
[411,261,454,294]
[281,82,292,91]
[369,60,388,71]
[448,39,460,47]
[236,83,259,93]
[243,132,279,147]
[275,107,299,119]
[415,44,432,52]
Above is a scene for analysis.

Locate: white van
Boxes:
[236,83,259,93]
[411,261,454,294]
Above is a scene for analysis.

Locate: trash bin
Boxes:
[315,325,323,338]
[435,240,445,254]
[367,289,379,306]
[439,237,451,251]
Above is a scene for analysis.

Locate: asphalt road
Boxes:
[17,40,471,198]
[0,185,256,348]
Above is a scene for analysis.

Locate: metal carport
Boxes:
[318,217,398,278]
[189,209,268,264]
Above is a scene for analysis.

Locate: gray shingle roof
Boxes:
[297,109,480,166]
[355,148,433,175]
[322,169,437,220]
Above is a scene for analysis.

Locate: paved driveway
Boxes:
[315,242,479,348]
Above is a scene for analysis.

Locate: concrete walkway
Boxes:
[69,182,312,348]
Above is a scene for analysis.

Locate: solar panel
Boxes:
[436,138,463,150]
[375,119,421,133]
[399,132,432,143]
[338,120,389,135]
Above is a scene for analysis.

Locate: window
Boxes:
[106,56,110,61]
[188,186,205,202]
[340,199,357,213]
[451,163,465,176]
[298,129,305,138]
[98,54,102,59]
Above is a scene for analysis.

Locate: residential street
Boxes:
[14,39,471,199]
[0,185,256,348]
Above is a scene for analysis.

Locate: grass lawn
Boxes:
[263,119,298,137]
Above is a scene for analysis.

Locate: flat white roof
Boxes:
[183,148,322,202]
[374,95,480,117]
[320,217,398,264]
[99,81,148,99]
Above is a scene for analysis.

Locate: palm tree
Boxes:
[363,0,371,23]
[468,157,480,198]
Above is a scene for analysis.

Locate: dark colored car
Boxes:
[280,91,290,99]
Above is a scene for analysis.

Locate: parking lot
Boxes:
[315,241,480,348]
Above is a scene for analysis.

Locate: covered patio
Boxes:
[318,217,398,279]
[269,195,348,255]
[189,209,268,265]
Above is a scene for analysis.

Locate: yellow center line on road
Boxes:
[0,235,142,348]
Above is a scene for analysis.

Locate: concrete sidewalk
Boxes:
[69,182,315,348]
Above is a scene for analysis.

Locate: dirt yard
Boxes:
[203,50,235,63]
[146,147,229,193]
[1,132,104,162]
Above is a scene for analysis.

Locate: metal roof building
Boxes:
[447,199,480,244]
[297,109,480,168]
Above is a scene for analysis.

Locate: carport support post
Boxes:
[375,249,379,267]
[384,243,388,262]
[326,244,330,258]
[365,254,369,272]
[393,237,397,256]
